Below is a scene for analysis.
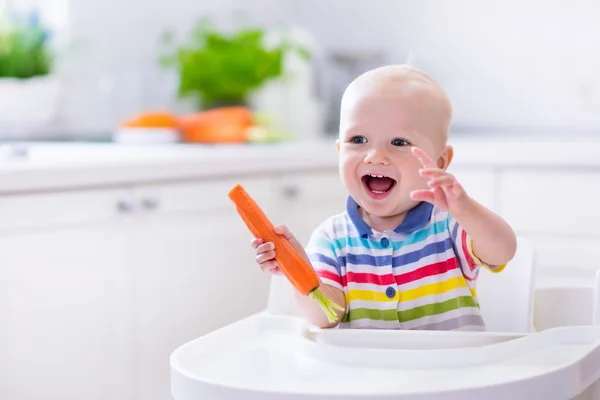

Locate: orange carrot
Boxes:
[123,111,179,128]
[228,184,344,323]
[179,107,253,143]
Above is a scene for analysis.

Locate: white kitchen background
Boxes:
[4,0,600,135]
[2,1,600,400]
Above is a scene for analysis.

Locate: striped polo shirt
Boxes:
[306,196,504,331]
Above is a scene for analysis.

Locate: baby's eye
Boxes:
[391,138,410,147]
[349,136,367,144]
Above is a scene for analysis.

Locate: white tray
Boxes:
[171,312,600,400]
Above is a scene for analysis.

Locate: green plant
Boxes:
[160,18,309,109]
[0,10,53,79]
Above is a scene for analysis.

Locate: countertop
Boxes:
[2,134,600,194]
[0,140,340,194]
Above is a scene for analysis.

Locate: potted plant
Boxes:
[0,9,61,131]
[159,18,310,111]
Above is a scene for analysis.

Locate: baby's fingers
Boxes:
[256,250,276,264]
[251,238,263,249]
[274,224,295,240]
[411,147,437,169]
[410,189,435,203]
[419,168,448,177]
[255,241,275,254]
[260,261,282,275]
[427,175,456,188]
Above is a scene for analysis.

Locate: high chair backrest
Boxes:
[266,274,303,317]
[476,236,537,333]
[266,236,537,333]
[592,270,600,325]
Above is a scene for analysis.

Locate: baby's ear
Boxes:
[437,145,454,170]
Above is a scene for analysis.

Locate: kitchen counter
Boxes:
[0,140,340,194]
[2,135,600,194]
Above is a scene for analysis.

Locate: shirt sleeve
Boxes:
[304,222,344,291]
[447,215,506,281]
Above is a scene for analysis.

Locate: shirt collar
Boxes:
[346,195,434,238]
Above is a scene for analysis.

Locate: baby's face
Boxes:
[337,81,450,220]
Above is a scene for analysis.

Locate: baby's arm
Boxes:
[294,281,346,329]
[450,197,516,266]
[411,147,516,267]
[253,224,346,328]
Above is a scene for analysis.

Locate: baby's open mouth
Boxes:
[362,174,397,198]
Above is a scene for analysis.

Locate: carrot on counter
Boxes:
[123,111,179,128]
[228,184,345,323]
[179,107,253,143]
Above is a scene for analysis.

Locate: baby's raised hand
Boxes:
[410,147,470,216]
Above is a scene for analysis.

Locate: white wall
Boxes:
[54,0,291,134]
[289,0,600,131]
[11,0,600,135]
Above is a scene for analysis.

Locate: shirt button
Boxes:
[381,237,390,248]
[385,287,396,298]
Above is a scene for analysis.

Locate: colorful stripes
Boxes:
[305,205,490,331]
[315,218,450,251]
[342,296,479,323]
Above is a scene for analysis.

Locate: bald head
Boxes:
[340,64,453,146]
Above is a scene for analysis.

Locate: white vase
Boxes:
[0,75,63,132]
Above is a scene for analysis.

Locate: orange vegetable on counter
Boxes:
[179,106,254,143]
[123,111,179,128]
[228,184,345,323]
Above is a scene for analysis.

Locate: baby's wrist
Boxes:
[450,193,477,219]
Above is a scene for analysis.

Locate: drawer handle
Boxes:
[141,197,160,210]
[282,186,299,199]
[116,200,136,213]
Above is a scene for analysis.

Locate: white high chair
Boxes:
[592,270,600,325]
[171,236,600,400]
[477,236,537,333]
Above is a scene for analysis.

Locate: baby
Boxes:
[252,64,517,330]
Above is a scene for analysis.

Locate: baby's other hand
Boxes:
[410,146,471,216]
[250,224,309,275]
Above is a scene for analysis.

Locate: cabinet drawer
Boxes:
[134,177,275,214]
[275,170,346,202]
[499,170,594,234]
[0,188,130,231]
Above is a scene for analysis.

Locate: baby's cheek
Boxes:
[338,163,357,191]
[397,154,422,174]
[407,174,428,192]
[399,161,428,190]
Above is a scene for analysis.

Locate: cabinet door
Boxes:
[447,166,497,212]
[274,170,347,247]
[132,177,274,400]
[0,189,134,400]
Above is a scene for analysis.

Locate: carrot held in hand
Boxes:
[228,184,344,323]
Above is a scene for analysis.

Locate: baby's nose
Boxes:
[365,147,390,164]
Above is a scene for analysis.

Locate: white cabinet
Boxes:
[0,189,134,400]
[496,169,600,284]
[498,169,595,235]
[447,166,497,212]
[274,170,347,246]
[131,177,273,400]
[0,169,343,400]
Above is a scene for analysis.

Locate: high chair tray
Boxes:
[171,312,600,400]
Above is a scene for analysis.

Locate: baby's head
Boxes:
[337,64,453,221]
